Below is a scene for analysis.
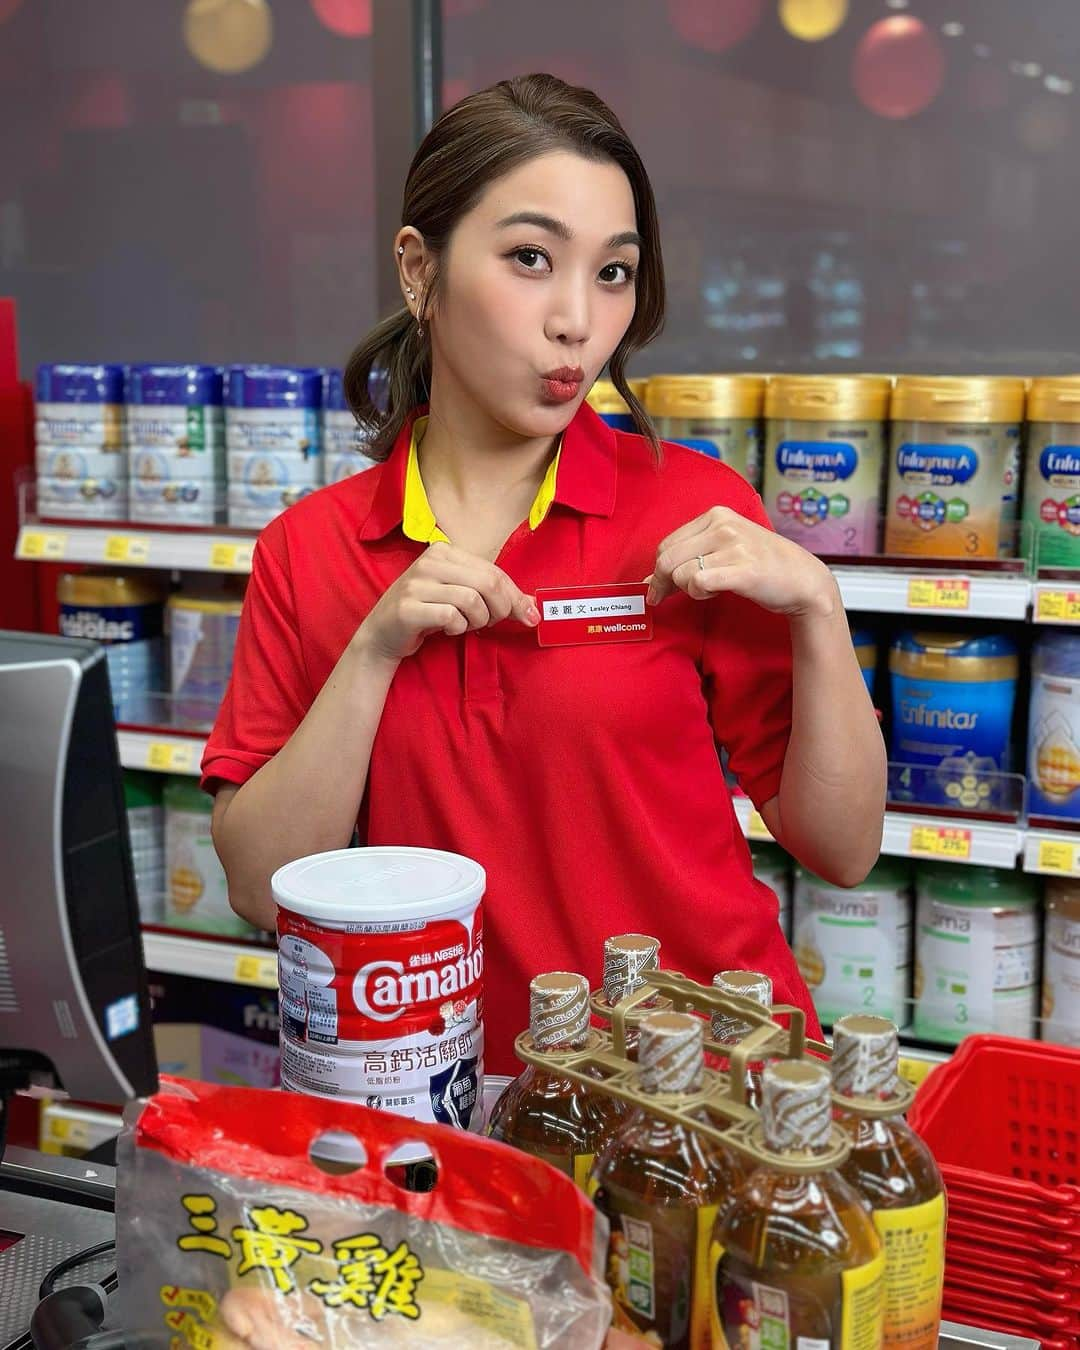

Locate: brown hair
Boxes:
[344,72,665,460]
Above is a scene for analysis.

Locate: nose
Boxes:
[544,270,590,348]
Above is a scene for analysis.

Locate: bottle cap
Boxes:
[711,970,773,1044]
[762,1060,831,1151]
[831,1015,899,1098]
[638,1011,704,1094]
[529,971,590,1052]
[603,933,659,1005]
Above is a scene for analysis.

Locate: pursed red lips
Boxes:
[540,366,586,402]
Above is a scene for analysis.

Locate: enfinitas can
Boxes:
[273,846,486,1130]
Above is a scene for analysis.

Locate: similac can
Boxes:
[792,858,914,1027]
[322,367,377,484]
[647,374,764,485]
[915,865,1040,1044]
[1042,879,1080,1046]
[126,364,225,455]
[37,446,125,481]
[885,376,1025,558]
[889,631,1018,809]
[58,570,165,722]
[1024,377,1080,568]
[227,449,323,494]
[35,363,125,450]
[1028,631,1080,823]
[37,476,127,521]
[225,364,322,456]
[129,472,226,526]
[164,776,251,937]
[168,587,244,730]
[763,374,890,555]
[273,846,486,1130]
[750,840,792,939]
[586,377,648,433]
[226,483,315,529]
[852,628,877,699]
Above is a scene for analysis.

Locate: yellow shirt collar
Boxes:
[402,415,562,544]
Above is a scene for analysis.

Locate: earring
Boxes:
[397,246,405,255]
[406,287,415,299]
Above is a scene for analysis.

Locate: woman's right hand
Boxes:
[355,541,541,664]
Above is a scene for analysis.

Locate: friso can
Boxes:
[273,846,486,1131]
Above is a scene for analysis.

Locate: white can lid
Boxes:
[272,846,485,923]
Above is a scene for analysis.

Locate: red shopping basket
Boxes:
[908,1034,1080,1193]
[945,1235,1079,1286]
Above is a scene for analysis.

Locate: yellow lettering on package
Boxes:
[841,1249,885,1350]
[690,1206,718,1350]
[873,1192,945,1349]
[573,1152,595,1191]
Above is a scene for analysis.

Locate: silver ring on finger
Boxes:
[697,554,706,572]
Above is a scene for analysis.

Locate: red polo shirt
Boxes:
[202,402,822,1074]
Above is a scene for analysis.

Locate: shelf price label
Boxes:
[104,534,151,565]
[897,1056,938,1090]
[234,953,278,987]
[17,529,67,560]
[146,741,196,773]
[1036,838,1080,875]
[909,824,972,861]
[906,577,971,611]
[209,541,255,571]
[1036,589,1080,623]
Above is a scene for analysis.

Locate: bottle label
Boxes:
[873,1192,945,1348]
[573,1152,595,1191]
[713,1245,885,1349]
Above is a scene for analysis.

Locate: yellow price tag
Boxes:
[907,577,971,611]
[898,1056,937,1090]
[1036,589,1080,623]
[104,534,150,564]
[909,824,972,860]
[18,529,67,560]
[234,954,278,987]
[747,810,772,841]
[1037,838,1079,875]
[47,1116,71,1141]
[209,541,254,571]
[146,741,195,773]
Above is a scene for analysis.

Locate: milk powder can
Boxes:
[647,374,764,485]
[322,367,376,484]
[126,364,224,460]
[1023,377,1080,569]
[1028,631,1080,823]
[750,840,792,939]
[168,584,245,731]
[164,776,252,937]
[273,846,486,1130]
[124,770,165,924]
[35,363,125,451]
[586,376,649,433]
[57,571,165,722]
[886,376,1025,559]
[914,864,1041,1044]
[889,631,1018,809]
[852,628,877,699]
[792,857,914,1027]
[224,364,323,457]
[1042,879,1080,1046]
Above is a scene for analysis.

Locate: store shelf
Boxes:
[1023,827,1080,878]
[117,728,206,776]
[833,566,1031,619]
[16,522,256,573]
[142,931,278,988]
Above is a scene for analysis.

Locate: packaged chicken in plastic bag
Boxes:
[116,1078,612,1348]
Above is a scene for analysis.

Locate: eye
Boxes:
[512,247,551,273]
[599,260,637,286]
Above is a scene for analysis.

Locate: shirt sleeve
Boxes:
[700,481,794,810]
[200,525,313,794]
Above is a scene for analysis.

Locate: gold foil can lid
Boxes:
[831,1015,899,1098]
[529,971,590,1051]
[892,375,1025,425]
[646,374,764,420]
[764,374,891,423]
[711,970,773,1044]
[638,1011,704,1094]
[603,933,660,1005]
[587,379,628,416]
[1028,377,1080,426]
[762,1060,831,1151]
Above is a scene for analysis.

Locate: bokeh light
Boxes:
[184,0,273,75]
[779,0,848,43]
[310,0,371,39]
[668,0,766,55]
[852,16,945,120]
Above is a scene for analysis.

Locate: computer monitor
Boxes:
[0,630,157,1106]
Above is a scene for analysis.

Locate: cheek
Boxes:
[599,290,637,349]
[443,267,534,359]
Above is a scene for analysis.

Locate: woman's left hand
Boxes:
[646,506,838,619]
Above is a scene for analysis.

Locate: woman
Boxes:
[204,73,886,1076]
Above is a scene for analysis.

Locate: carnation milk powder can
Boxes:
[763,374,891,555]
[1023,377,1080,568]
[273,847,486,1131]
[885,375,1025,559]
[647,374,765,485]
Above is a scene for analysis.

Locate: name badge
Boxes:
[535,582,653,648]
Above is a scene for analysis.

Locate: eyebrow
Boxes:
[495,211,643,251]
